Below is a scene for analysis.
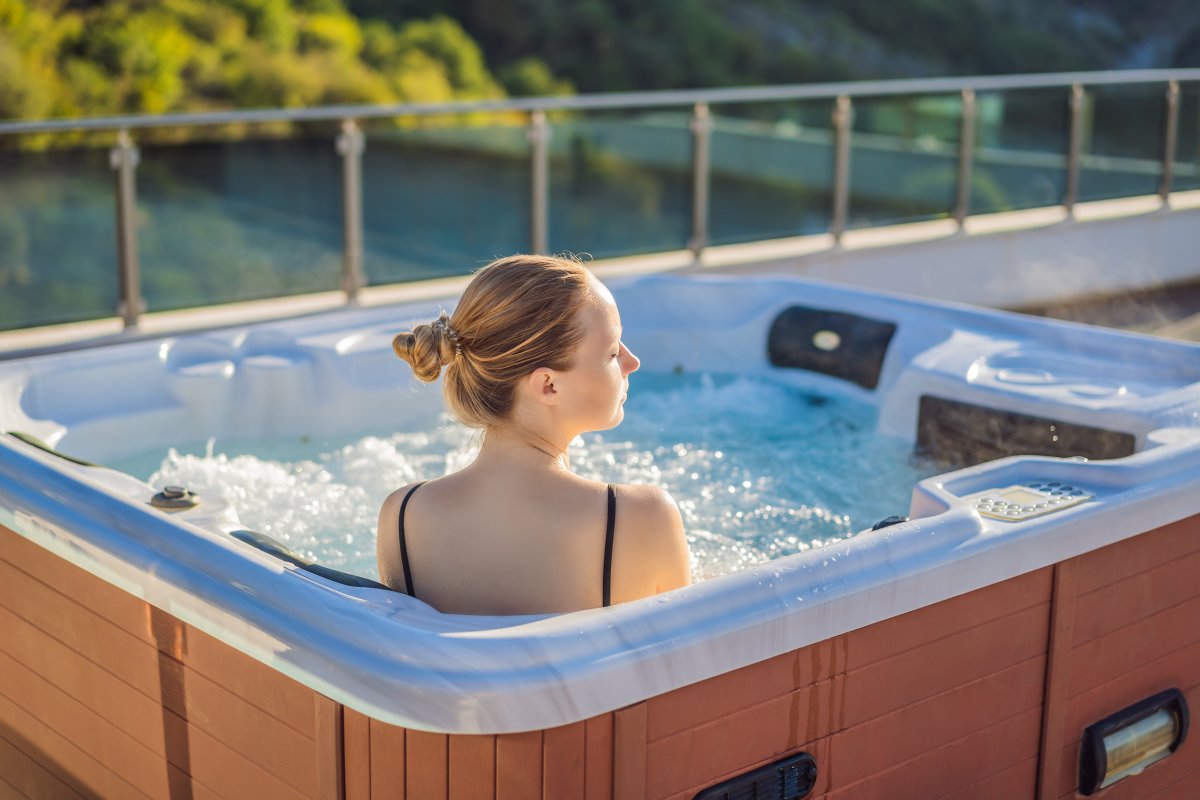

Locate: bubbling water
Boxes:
[117,372,937,581]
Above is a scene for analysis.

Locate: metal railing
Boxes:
[2,68,1199,329]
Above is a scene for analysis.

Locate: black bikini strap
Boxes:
[397,482,426,598]
[602,485,616,607]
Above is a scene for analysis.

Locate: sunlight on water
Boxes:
[113,372,940,581]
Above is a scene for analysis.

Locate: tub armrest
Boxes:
[230,528,392,591]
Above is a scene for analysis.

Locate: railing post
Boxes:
[954,88,976,227]
[1064,83,1085,215]
[689,102,712,255]
[1160,80,1180,202]
[831,95,853,242]
[336,119,366,301]
[528,110,550,255]
[109,128,143,329]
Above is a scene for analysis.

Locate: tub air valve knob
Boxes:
[151,485,200,512]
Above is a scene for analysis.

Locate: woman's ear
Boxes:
[526,367,559,407]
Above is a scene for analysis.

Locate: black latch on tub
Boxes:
[767,306,896,389]
[693,752,818,800]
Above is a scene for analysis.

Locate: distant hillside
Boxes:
[2,0,1196,126]
[348,0,1200,93]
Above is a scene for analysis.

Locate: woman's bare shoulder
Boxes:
[376,481,427,592]
[610,483,692,599]
[612,483,681,522]
[379,481,428,526]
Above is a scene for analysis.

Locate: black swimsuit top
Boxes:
[397,483,618,607]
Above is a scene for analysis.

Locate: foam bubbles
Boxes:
[142,423,479,579]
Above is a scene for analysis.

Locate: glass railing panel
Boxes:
[1174,82,1200,193]
[1078,83,1165,202]
[137,128,342,312]
[548,110,691,258]
[708,100,834,245]
[362,115,529,283]
[0,143,117,330]
[847,93,961,228]
[971,88,1070,214]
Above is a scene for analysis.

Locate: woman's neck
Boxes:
[473,424,573,474]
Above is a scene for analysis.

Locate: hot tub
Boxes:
[1,274,1198,799]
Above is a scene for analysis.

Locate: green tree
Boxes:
[81,5,198,113]
[498,56,573,97]
[392,15,499,98]
[0,0,554,132]
[222,0,297,52]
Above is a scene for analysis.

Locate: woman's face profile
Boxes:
[556,281,640,433]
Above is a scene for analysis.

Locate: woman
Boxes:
[377,255,692,614]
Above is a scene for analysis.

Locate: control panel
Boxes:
[963,480,1094,522]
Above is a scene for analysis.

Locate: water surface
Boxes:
[113,372,940,580]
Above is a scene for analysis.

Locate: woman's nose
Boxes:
[622,345,640,375]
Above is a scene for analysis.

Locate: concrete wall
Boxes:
[696,192,1200,311]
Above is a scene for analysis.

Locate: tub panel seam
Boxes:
[1035,559,1077,800]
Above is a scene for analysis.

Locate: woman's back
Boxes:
[377,463,690,614]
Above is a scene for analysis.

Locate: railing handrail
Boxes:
[2,68,1199,137]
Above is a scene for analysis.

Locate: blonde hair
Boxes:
[393,255,595,428]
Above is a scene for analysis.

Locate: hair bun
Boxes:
[392,312,461,382]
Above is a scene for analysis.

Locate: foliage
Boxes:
[498,57,573,98]
[0,0,521,133]
[4,0,1192,129]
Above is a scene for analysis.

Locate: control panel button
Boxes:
[964,480,1094,523]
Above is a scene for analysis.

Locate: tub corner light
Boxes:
[1079,688,1189,795]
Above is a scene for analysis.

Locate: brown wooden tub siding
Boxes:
[0,526,341,800]
[1046,516,1200,800]
[2,516,1198,800]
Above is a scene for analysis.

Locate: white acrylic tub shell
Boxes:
[1,274,1199,733]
